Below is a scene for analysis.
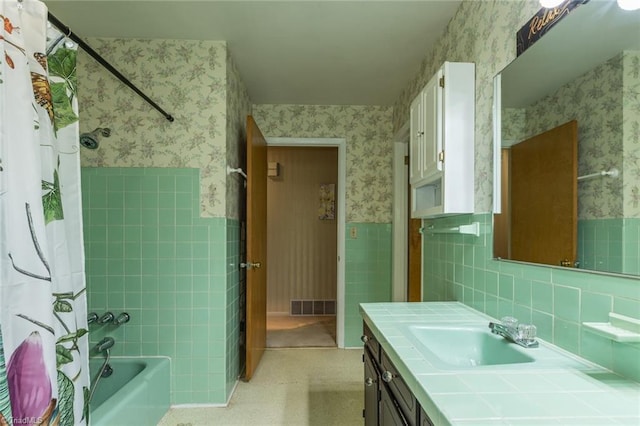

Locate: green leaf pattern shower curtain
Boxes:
[0,1,89,425]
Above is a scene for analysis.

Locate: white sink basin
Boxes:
[405,325,534,368]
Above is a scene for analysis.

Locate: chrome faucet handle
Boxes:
[114,312,130,325]
[87,312,99,324]
[500,316,519,330]
[518,324,537,341]
[98,312,115,324]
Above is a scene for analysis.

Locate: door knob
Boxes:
[241,261,262,270]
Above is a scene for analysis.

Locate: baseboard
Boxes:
[170,380,239,409]
[170,403,227,408]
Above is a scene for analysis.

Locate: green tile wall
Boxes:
[345,223,392,346]
[225,219,241,398]
[423,213,640,381]
[578,219,624,274]
[82,168,232,404]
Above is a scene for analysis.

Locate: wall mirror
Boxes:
[493,0,640,276]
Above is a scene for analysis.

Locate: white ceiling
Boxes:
[43,0,462,106]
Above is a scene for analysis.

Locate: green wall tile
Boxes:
[581,292,612,322]
[82,168,229,404]
[554,285,581,322]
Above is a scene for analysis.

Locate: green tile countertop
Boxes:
[360,302,640,425]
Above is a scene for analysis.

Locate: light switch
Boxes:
[350,227,358,239]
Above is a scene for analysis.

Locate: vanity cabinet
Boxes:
[410,61,475,218]
[363,322,430,426]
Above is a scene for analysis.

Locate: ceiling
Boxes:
[43,0,462,106]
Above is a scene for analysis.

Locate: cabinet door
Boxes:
[409,93,423,185]
[381,352,417,425]
[418,406,434,426]
[364,349,379,426]
[420,72,442,182]
[380,383,409,426]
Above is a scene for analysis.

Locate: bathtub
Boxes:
[89,357,170,426]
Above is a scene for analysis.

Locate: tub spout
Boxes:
[95,337,115,353]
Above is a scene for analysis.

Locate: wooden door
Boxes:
[245,115,267,380]
[510,120,577,266]
[493,149,511,260]
[407,159,422,302]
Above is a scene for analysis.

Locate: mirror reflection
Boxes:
[494,0,640,275]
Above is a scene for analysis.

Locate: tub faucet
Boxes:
[98,312,114,324]
[94,337,115,353]
[488,317,538,348]
[114,312,130,325]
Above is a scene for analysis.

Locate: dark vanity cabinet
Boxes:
[363,322,433,426]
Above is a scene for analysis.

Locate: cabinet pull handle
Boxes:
[361,335,370,343]
[365,377,374,387]
[382,371,393,383]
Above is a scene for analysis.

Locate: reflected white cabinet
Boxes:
[410,62,475,218]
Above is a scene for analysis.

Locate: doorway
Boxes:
[265,139,346,348]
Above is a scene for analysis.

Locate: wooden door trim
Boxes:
[265,137,347,348]
[245,115,268,381]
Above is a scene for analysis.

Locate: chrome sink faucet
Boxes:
[489,316,538,348]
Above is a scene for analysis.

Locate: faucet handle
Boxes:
[98,312,115,324]
[500,316,519,330]
[518,324,537,341]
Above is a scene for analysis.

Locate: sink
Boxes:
[404,325,534,368]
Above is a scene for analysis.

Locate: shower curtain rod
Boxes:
[46,13,175,122]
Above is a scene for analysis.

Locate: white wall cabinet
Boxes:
[410,62,475,218]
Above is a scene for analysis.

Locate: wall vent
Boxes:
[290,299,336,316]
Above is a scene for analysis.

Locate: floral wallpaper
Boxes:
[623,51,640,218]
[500,51,640,220]
[393,0,541,213]
[251,105,394,223]
[77,38,228,217]
[524,53,624,220]
[225,50,252,220]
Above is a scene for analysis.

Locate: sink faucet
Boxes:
[489,317,538,348]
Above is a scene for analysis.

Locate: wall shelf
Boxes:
[422,221,480,237]
[583,313,640,343]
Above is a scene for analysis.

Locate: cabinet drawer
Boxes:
[362,322,380,363]
[381,351,417,425]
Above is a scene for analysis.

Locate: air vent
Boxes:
[290,299,336,316]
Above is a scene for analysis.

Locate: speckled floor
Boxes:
[158,348,364,426]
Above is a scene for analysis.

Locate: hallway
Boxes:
[267,314,337,348]
[159,348,363,425]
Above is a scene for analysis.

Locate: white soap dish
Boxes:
[583,312,640,343]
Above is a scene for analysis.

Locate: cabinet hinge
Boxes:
[438,151,445,162]
[404,155,409,166]
[439,76,445,88]
[362,353,365,363]
[362,409,365,418]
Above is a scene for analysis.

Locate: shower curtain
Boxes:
[0,1,90,425]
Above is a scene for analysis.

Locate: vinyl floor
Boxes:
[158,348,364,426]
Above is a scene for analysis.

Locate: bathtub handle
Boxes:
[98,312,115,324]
[115,312,130,325]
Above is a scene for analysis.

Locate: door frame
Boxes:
[265,137,346,348]
[392,121,410,301]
